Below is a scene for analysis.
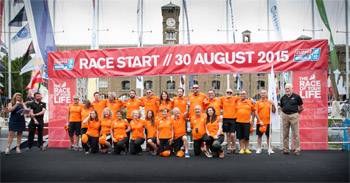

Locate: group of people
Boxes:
[66,83,303,158]
[5,92,46,154]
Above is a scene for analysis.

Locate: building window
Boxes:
[257,80,265,89]
[144,80,153,90]
[212,80,220,90]
[166,80,176,90]
[257,73,265,77]
[121,80,130,90]
[99,79,108,88]
[193,80,199,85]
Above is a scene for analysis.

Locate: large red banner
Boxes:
[48,39,328,78]
[47,39,329,149]
[293,69,328,150]
[48,78,76,147]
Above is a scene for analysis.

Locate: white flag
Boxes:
[268,65,280,130]
[269,0,282,40]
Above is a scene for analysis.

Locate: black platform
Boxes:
[1,148,349,182]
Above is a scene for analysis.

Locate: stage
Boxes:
[1,149,349,182]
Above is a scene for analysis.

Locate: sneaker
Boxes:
[282,150,289,155]
[239,149,245,154]
[151,150,157,156]
[222,141,228,146]
[294,151,301,156]
[219,151,225,159]
[16,147,21,154]
[204,150,213,158]
[185,151,190,158]
[40,146,46,151]
[268,148,274,154]
[245,149,252,154]
[256,149,262,154]
[5,147,10,154]
[85,151,89,155]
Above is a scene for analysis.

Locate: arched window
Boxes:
[166,80,176,90]
[121,80,130,90]
[257,80,265,90]
[144,80,153,90]
[212,80,220,90]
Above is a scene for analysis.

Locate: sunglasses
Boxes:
[226,92,232,94]
[192,87,199,89]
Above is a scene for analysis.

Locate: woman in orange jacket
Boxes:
[111,110,130,155]
[82,110,100,154]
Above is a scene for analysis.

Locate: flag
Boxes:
[13,0,24,6]
[136,76,144,96]
[269,0,282,40]
[182,0,191,44]
[24,0,56,65]
[26,70,43,90]
[20,54,44,75]
[316,0,339,71]
[227,0,236,43]
[22,41,34,60]
[11,23,31,43]
[268,65,280,130]
[236,73,241,90]
[9,6,27,27]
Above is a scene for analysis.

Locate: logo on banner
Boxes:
[54,82,71,104]
[54,58,74,70]
[294,48,320,62]
[299,73,321,99]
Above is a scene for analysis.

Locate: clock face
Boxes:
[166,18,176,27]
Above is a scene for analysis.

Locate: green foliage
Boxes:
[1,55,31,98]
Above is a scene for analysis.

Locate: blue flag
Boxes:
[11,23,31,43]
[24,0,56,65]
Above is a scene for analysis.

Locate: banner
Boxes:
[48,39,328,79]
[48,78,76,147]
[293,69,328,150]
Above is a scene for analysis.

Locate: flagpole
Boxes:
[267,0,270,41]
[7,0,11,99]
[311,0,315,39]
[345,0,349,100]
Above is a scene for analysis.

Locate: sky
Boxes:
[2,0,349,59]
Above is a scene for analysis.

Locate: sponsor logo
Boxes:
[54,82,71,104]
[54,58,74,70]
[294,48,320,62]
[299,73,321,99]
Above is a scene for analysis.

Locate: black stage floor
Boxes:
[1,148,349,182]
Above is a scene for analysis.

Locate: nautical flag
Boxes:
[9,6,27,27]
[11,23,31,43]
[24,0,56,66]
[26,70,43,90]
[316,0,339,71]
[20,54,44,75]
[269,0,282,40]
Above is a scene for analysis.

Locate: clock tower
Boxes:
[161,2,180,45]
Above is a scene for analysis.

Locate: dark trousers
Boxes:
[82,136,99,153]
[193,135,206,156]
[28,122,44,148]
[130,138,145,155]
[203,134,225,153]
[114,137,128,154]
[158,139,171,153]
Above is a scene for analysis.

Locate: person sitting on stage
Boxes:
[99,108,113,153]
[156,108,173,157]
[204,106,224,158]
[159,91,173,117]
[67,96,83,150]
[255,89,276,154]
[111,110,130,155]
[129,110,145,155]
[171,107,190,158]
[235,90,255,154]
[82,110,101,154]
[190,105,209,157]
[145,110,158,155]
